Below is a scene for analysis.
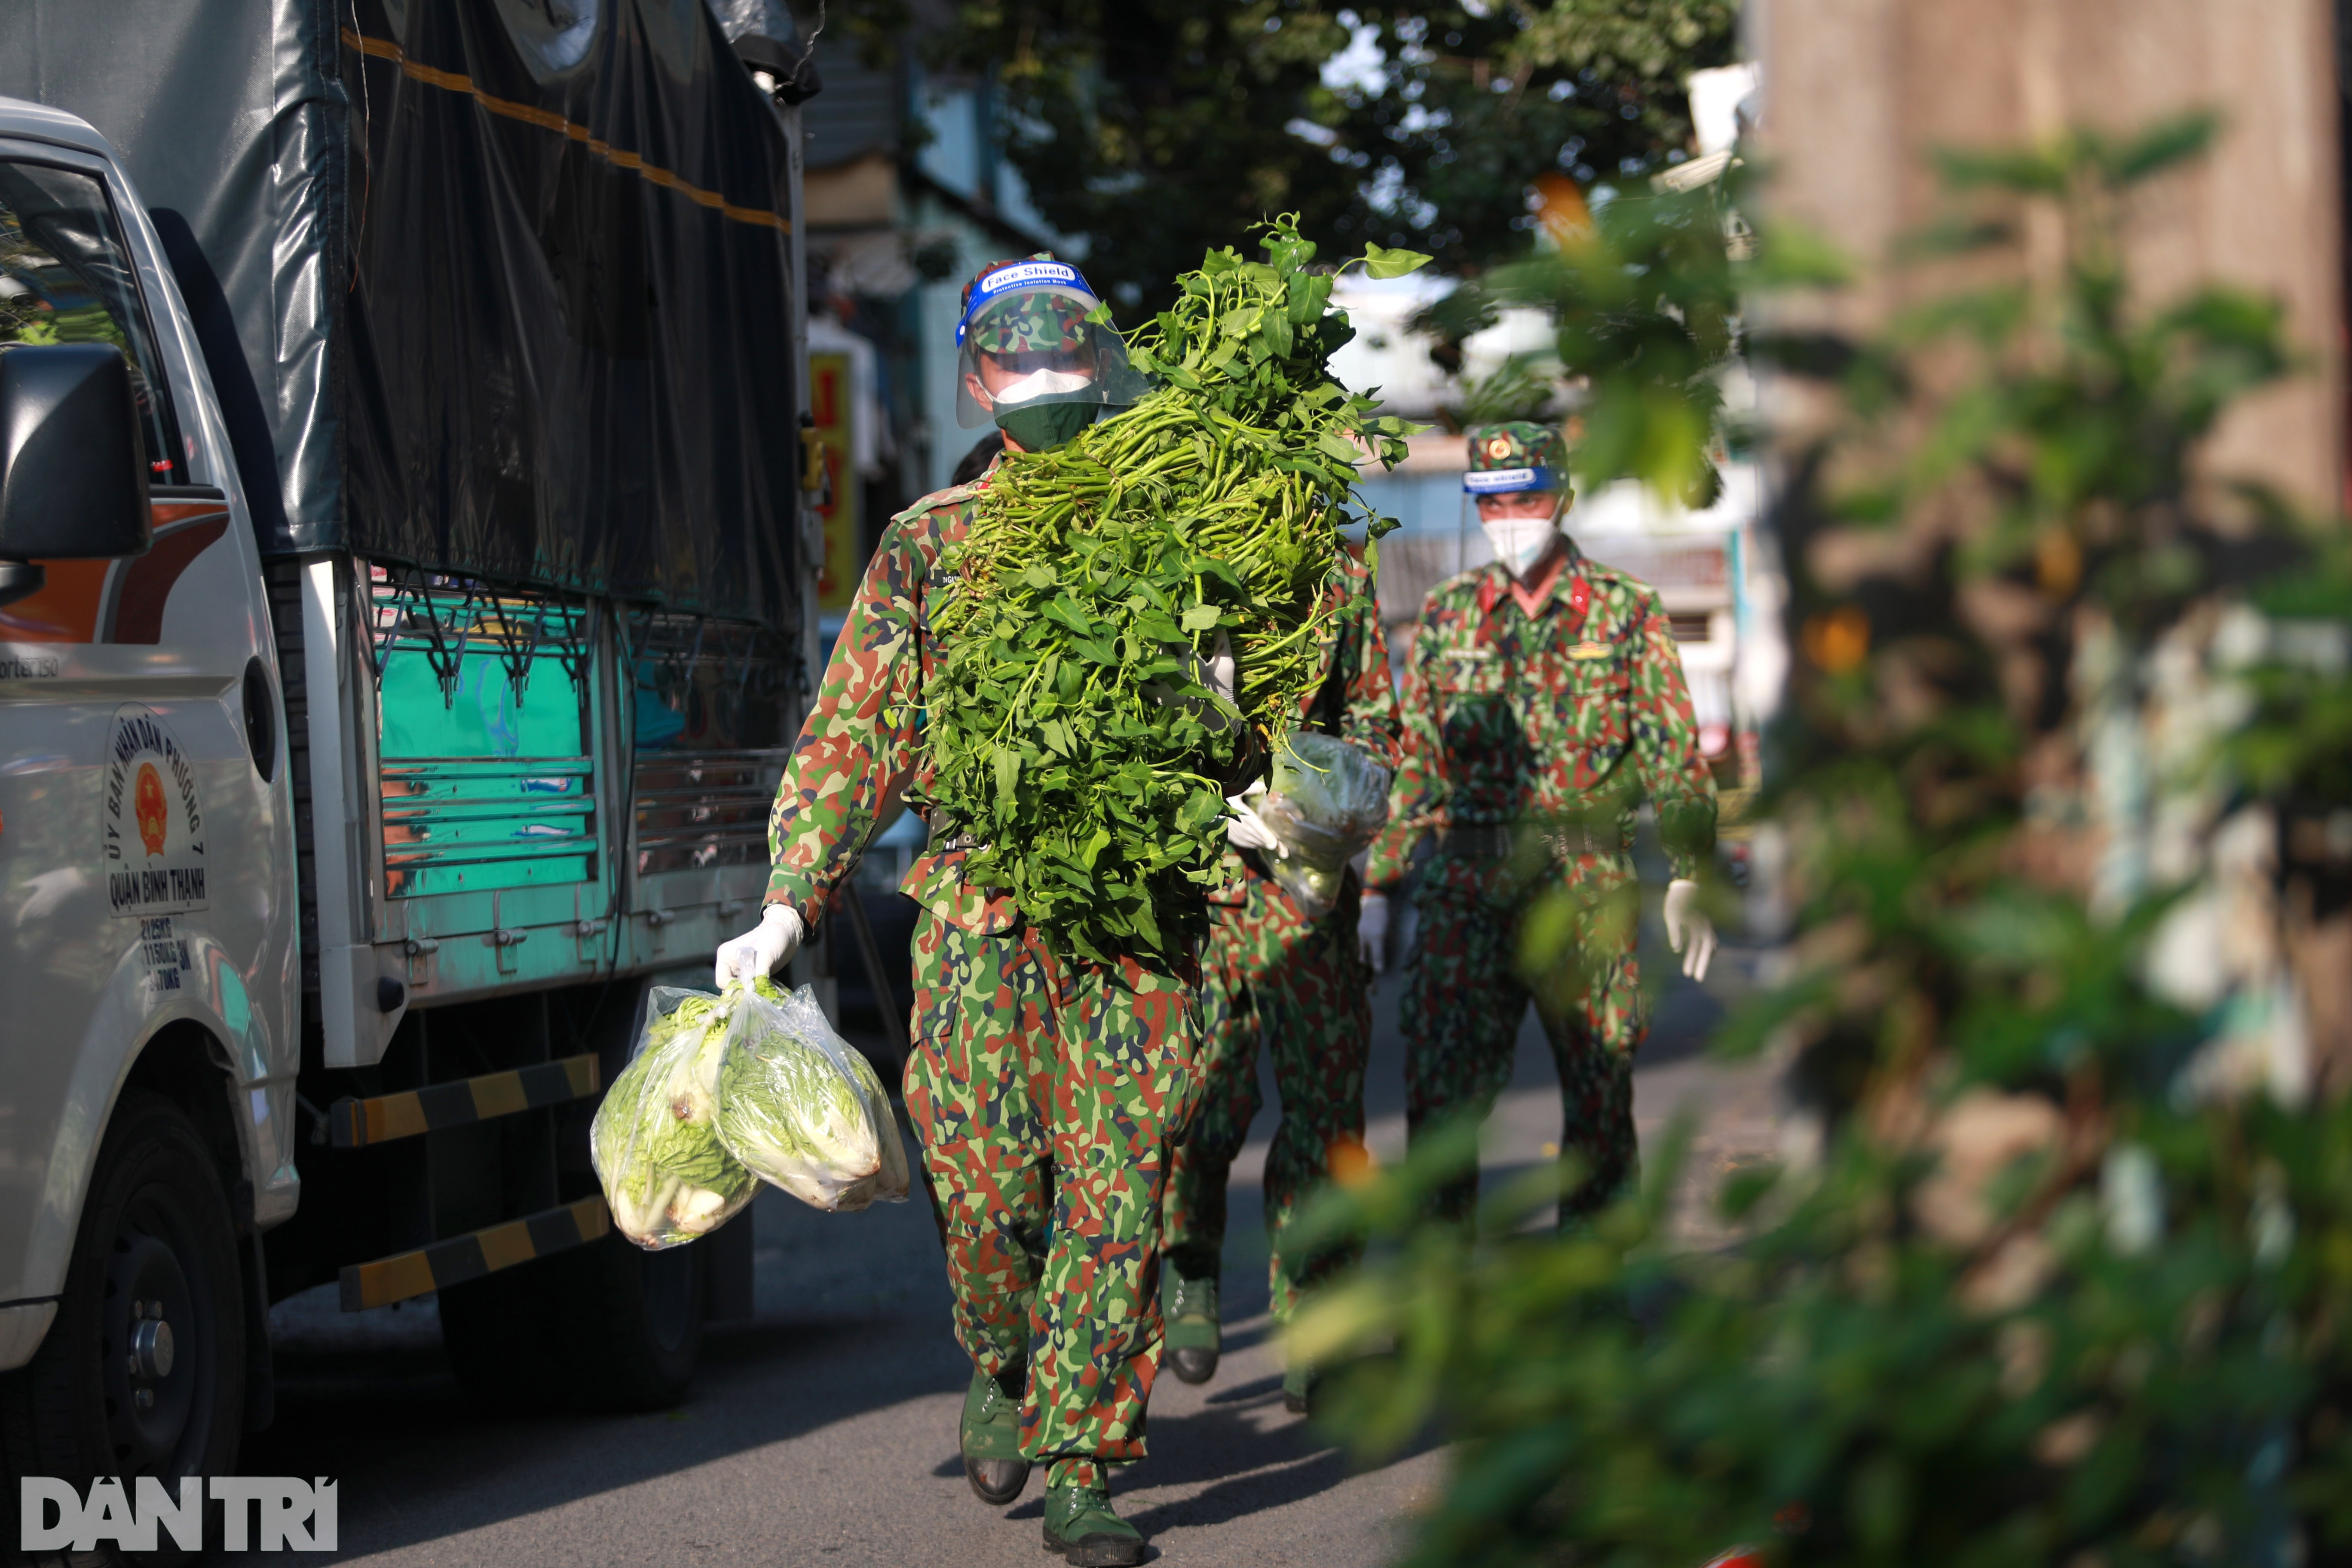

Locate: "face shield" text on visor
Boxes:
[954,259,1151,433]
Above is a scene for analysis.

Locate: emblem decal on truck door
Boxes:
[101,704,209,916]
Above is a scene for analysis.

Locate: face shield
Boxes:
[1462,464,1572,580]
[954,259,1150,450]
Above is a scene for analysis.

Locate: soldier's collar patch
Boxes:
[1477,567,1592,622]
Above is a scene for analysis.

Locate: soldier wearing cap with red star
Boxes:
[1360,421,1719,1223]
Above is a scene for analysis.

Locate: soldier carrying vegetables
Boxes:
[1158,549,1400,1414]
[1360,422,1720,1225]
[715,257,1187,1566]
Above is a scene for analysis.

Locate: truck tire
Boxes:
[553,1231,704,1412]
[435,1261,574,1410]
[438,1231,703,1412]
[0,1093,245,1565]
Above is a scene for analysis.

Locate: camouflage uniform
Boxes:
[1363,423,1716,1222]
[763,476,1198,1489]
[1160,553,1402,1323]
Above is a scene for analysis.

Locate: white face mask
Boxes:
[989,366,1095,407]
[1482,515,1559,579]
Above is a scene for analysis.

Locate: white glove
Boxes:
[1357,890,1390,975]
[1662,878,1716,983]
[714,903,805,989]
[1223,777,1283,854]
[1205,631,1236,705]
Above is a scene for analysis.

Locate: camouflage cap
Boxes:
[1462,420,1568,495]
[958,254,1098,354]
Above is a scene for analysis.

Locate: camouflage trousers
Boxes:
[1162,863,1370,1323]
[903,912,1201,1480]
[1402,860,1648,1224]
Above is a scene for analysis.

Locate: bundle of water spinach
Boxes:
[927,217,1427,963]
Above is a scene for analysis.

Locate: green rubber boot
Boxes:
[1282,1358,1318,1415]
[1042,1477,1146,1566]
[959,1365,1030,1506]
[1163,1271,1220,1385]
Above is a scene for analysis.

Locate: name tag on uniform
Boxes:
[1444,647,1496,662]
[1568,641,1613,660]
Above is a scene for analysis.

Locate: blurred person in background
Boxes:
[1158,547,1400,1415]
[1360,422,1718,1224]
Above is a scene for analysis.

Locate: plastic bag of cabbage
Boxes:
[591,986,761,1249]
[714,981,909,1213]
[1253,731,1393,918]
[594,980,908,1248]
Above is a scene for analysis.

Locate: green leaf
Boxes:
[1288,273,1333,328]
[1316,429,1364,463]
[1262,306,1295,360]
[1180,603,1221,633]
[1043,597,1096,636]
[1361,243,1433,279]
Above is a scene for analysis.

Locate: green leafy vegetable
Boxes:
[927,216,1423,962]
[1360,241,1436,279]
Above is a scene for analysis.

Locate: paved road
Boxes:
[233,918,1782,1568]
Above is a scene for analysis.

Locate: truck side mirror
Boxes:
[0,344,153,609]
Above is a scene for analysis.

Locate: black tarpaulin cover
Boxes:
[0,0,800,628]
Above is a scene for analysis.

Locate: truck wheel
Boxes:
[438,1232,703,1412]
[0,1093,245,1563]
[436,1262,575,1409]
[553,1231,704,1412]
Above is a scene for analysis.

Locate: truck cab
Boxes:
[0,0,816,1519]
[0,98,299,1491]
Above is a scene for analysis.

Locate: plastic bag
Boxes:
[1254,731,1393,918]
[714,982,910,1213]
[591,986,761,1250]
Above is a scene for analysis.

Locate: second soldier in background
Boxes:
[1362,422,1718,1224]
[1157,546,1400,1413]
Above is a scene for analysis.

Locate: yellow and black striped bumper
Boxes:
[338,1196,609,1310]
[329,1054,600,1147]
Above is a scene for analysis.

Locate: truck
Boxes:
[0,0,821,1511]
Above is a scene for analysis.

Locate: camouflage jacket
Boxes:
[1362,545,1716,896]
[1208,548,1404,910]
[763,479,1023,935]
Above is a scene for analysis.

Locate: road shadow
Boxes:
[229,1131,975,1564]
[230,1310,975,1563]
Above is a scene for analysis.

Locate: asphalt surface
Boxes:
[232,908,1782,1568]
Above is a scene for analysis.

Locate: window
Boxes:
[0,159,184,484]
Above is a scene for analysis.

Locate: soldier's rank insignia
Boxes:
[1568,641,1613,660]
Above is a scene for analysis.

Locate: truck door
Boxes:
[0,135,297,1328]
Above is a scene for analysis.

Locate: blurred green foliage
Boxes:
[1442,354,1565,432]
[1290,117,2352,1566]
[1420,168,1842,508]
[840,2,1737,309]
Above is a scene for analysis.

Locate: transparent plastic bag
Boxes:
[591,986,761,1250]
[1254,731,1393,918]
[715,981,910,1213]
